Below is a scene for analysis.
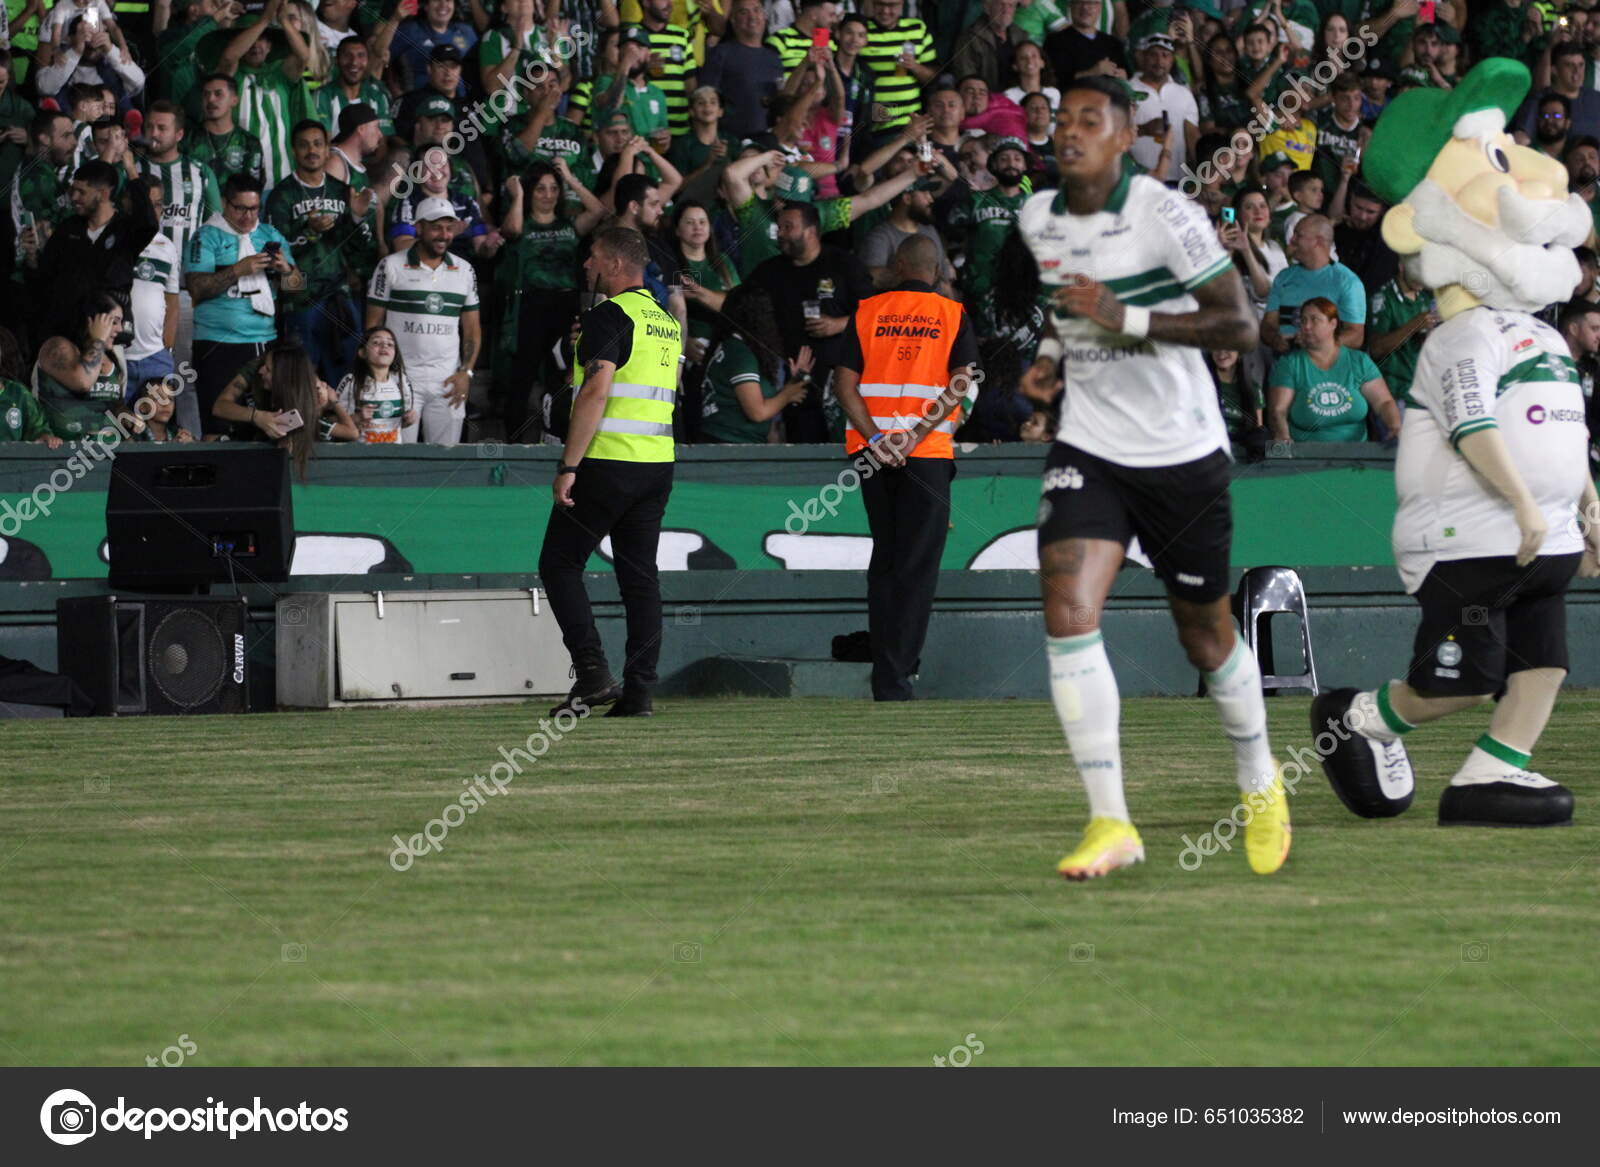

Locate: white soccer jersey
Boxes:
[1017,172,1235,467]
[367,247,480,371]
[338,372,415,443]
[1394,307,1590,592]
[145,156,215,263]
[128,232,180,362]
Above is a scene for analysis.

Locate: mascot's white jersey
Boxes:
[1017,173,1234,467]
[1394,306,1589,592]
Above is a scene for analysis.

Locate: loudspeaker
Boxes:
[56,595,250,715]
[106,447,294,590]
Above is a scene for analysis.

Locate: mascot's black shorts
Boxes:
[1036,442,1233,603]
[1406,553,1582,697]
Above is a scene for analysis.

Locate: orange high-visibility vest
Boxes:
[845,287,967,459]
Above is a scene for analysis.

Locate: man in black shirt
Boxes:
[540,227,681,719]
[1333,180,1398,297]
[1046,0,1127,85]
[745,199,875,442]
[32,159,160,341]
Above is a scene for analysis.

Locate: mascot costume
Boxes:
[1312,58,1600,827]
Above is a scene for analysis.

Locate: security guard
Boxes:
[540,227,681,718]
[834,234,980,701]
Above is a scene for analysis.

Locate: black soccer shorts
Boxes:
[1405,553,1582,696]
[1036,441,1233,602]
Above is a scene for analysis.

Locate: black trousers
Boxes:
[510,288,576,444]
[537,458,674,688]
[860,456,954,700]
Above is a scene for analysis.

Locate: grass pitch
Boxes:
[3,694,1598,1067]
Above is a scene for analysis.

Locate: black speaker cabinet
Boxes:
[56,596,249,716]
[106,447,294,590]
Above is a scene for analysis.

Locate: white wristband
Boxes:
[1121,305,1151,339]
[1035,337,1063,365]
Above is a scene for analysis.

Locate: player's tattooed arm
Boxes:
[1054,268,1257,351]
[1145,267,1258,351]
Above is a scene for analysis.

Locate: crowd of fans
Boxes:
[0,0,1596,457]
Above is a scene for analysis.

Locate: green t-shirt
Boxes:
[11,159,72,281]
[699,337,777,444]
[315,79,396,139]
[1275,346,1381,442]
[1367,280,1430,408]
[265,174,368,307]
[947,184,1028,302]
[1214,370,1263,437]
[680,254,738,341]
[0,379,50,442]
[509,215,582,291]
[34,353,127,440]
[1013,0,1067,43]
[478,26,554,127]
[735,194,851,276]
[188,127,267,187]
[506,113,588,170]
[668,130,740,177]
[593,76,672,139]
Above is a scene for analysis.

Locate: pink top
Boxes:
[798,108,842,198]
[961,94,1028,142]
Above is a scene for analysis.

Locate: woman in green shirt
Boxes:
[1268,296,1401,444]
[672,200,738,366]
[33,294,128,440]
[1208,347,1264,442]
[495,157,606,443]
[698,286,812,445]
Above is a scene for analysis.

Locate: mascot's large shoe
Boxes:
[1309,688,1416,818]
[1439,773,1575,827]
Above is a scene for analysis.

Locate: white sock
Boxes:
[1452,734,1532,786]
[1348,681,1411,744]
[1047,632,1128,822]
[1203,637,1276,794]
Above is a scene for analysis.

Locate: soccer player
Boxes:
[1017,76,1289,880]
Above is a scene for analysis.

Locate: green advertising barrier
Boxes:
[0,442,1405,581]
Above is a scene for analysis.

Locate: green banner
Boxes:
[0,446,1401,580]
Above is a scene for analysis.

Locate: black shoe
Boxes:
[550,665,621,717]
[604,688,654,717]
[1309,687,1415,818]
[1438,775,1575,827]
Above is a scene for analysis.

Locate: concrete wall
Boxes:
[5,568,1596,704]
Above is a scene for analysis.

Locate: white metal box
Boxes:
[275,590,571,708]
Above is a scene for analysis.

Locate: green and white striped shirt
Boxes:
[237,66,298,190]
[141,154,221,263]
[315,78,396,139]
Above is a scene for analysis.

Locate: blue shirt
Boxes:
[391,19,479,93]
[1265,261,1367,336]
[188,222,296,344]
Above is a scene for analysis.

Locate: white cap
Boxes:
[414,196,459,223]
